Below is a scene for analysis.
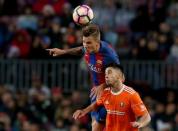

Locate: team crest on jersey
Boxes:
[96,60,102,65]
[120,102,125,107]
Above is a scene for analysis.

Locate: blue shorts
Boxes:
[90,97,106,123]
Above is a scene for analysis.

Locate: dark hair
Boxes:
[105,63,124,74]
[82,24,100,41]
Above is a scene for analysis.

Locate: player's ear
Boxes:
[118,70,125,83]
[117,70,122,81]
[122,74,125,83]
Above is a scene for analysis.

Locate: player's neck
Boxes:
[111,82,123,93]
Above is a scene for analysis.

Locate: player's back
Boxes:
[100,85,147,131]
[84,41,120,86]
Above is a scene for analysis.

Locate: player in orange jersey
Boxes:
[73,63,151,131]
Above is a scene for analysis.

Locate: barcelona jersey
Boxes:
[83,41,120,86]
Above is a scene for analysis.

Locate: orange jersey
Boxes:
[96,85,148,131]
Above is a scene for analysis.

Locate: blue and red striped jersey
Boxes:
[83,41,120,86]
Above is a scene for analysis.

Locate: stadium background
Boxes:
[0,0,178,130]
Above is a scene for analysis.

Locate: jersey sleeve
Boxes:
[130,92,148,117]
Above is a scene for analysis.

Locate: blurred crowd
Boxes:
[0,0,177,62]
[0,76,90,131]
[0,80,178,131]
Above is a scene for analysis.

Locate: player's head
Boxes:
[82,24,100,53]
[105,63,125,86]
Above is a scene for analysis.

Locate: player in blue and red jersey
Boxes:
[47,24,120,131]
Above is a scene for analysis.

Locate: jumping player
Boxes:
[47,24,120,131]
[73,63,151,131]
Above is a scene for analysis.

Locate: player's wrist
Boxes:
[137,122,143,128]
[81,109,87,115]
[81,109,87,114]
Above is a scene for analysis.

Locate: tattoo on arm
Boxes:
[64,46,83,56]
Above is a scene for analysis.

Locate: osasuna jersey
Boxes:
[83,41,120,86]
[96,85,148,131]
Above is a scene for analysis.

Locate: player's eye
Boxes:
[86,42,91,45]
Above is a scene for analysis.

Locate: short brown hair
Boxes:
[82,24,100,41]
[105,63,124,74]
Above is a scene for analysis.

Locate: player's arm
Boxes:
[73,92,105,120]
[46,46,83,56]
[131,112,151,128]
[73,102,98,120]
[130,92,151,128]
[90,83,107,99]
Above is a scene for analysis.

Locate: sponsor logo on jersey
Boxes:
[88,64,102,73]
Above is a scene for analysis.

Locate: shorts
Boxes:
[90,97,107,123]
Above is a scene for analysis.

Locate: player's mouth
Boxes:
[85,47,92,53]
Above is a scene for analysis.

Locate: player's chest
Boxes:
[84,53,106,73]
[104,96,130,113]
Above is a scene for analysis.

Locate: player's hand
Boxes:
[46,48,66,56]
[90,84,104,100]
[130,122,142,128]
[73,110,86,120]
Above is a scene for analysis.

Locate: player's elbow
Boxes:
[145,113,151,126]
[147,113,151,124]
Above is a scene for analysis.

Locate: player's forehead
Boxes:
[105,67,114,73]
[83,36,95,42]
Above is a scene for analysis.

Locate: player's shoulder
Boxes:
[99,87,111,98]
[100,41,113,50]
[101,41,109,45]
[123,85,136,95]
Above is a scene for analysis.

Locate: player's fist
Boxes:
[130,122,142,128]
[46,48,66,56]
[73,110,85,120]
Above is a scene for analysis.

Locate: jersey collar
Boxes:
[111,84,125,95]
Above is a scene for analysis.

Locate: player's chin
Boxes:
[85,48,93,53]
[86,49,92,53]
